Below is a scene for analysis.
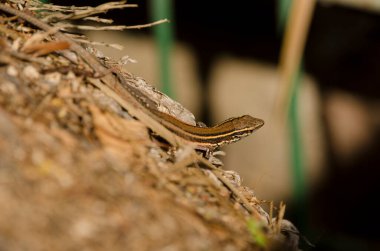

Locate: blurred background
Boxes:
[52,0,380,250]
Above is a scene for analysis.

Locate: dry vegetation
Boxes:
[0,1,298,250]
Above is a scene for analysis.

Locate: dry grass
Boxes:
[0,1,296,250]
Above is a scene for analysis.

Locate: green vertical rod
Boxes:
[150,0,174,98]
[277,0,292,33]
[278,0,307,218]
[288,67,306,204]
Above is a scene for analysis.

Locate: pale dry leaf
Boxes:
[89,105,151,156]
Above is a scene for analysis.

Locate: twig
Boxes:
[62,19,169,31]
[119,19,169,29]
[73,38,124,50]
[30,1,137,21]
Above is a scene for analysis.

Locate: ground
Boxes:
[0,2,296,250]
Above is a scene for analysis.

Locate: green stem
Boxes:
[288,67,306,204]
[150,0,174,98]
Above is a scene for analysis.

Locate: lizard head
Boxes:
[233,115,264,131]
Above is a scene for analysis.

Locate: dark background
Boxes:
[53,1,380,250]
